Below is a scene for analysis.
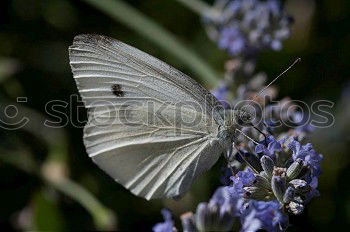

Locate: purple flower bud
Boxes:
[283,186,295,203]
[286,158,304,180]
[271,176,286,203]
[289,179,310,193]
[288,201,304,215]
[244,186,272,200]
[260,155,275,178]
[253,175,271,190]
[195,201,235,232]
[153,209,176,232]
[180,212,196,232]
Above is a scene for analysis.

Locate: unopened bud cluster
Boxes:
[231,137,322,216]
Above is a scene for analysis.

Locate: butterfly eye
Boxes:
[238,111,253,126]
[247,114,253,122]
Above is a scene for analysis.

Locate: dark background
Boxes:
[0,0,349,231]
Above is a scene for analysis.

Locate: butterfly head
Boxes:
[222,109,254,130]
[236,109,254,127]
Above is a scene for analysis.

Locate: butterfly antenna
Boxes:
[249,123,268,141]
[236,129,259,145]
[250,58,301,104]
[245,58,301,136]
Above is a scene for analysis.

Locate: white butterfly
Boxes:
[68,34,252,200]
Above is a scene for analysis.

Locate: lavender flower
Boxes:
[232,136,322,215]
[218,25,246,56]
[152,1,323,231]
[215,186,245,216]
[241,200,289,232]
[153,209,176,232]
[180,187,243,232]
[154,100,321,232]
[288,140,323,202]
[204,0,293,57]
[255,136,283,157]
[288,140,323,177]
[229,168,256,196]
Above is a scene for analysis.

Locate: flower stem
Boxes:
[46,176,116,230]
[0,98,116,230]
[175,0,212,15]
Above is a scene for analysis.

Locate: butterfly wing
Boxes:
[69,34,225,199]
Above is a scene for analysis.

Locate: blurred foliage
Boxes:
[0,0,349,231]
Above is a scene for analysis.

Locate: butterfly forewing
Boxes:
[69,34,224,199]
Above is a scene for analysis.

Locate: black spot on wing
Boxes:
[111,84,124,97]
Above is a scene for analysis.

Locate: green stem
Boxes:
[82,0,221,87]
[174,0,221,20]
[46,177,116,230]
[0,99,116,230]
[0,151,116,230]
